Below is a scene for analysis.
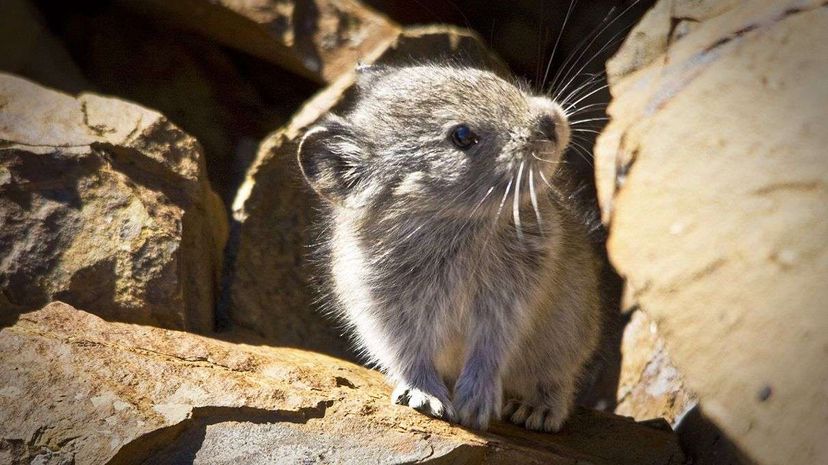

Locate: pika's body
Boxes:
[298,64,601,432]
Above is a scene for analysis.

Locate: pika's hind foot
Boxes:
[502,399,570,432]
[392,383,456,422]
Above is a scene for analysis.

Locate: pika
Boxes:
[297,64,601,432]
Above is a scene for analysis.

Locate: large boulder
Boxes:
[38,1,317,203]
[595,1,828,464]
[118,0,400,84]
[0,74,227,332]
[224,25,508,359]
[0,301,686,465]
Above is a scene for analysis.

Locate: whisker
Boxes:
[568,140,595,166]
[529,168,544,235]
[559,74,607,108]
[560,77,608,108]
[513,160,525,241]
[456,184,497,238]
[496,174,515,222]
[472,185,496,214]
[551,0,642,99]
[538,169,554,189]
[555,21,636,102]
[569,117,610,126]
[542,0,579,89]
[531,151,563,164]
[564,83,611,112]
[571,128,602,135]
[566,102,608,116]
[548,5,618,96]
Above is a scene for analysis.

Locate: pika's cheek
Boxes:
[392,171,427,198]
[430,156,469,182]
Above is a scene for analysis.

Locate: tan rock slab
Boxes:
[595,1,828,464]
[0,74,227,332]
[118,0,400,84]
[0,302,686,464]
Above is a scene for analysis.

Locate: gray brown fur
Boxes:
[297,64,601,432]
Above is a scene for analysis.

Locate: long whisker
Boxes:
[531,151,564,164]
[496,174,515,221]
[513,160,525,241]
[566,102,608,116]
[472,186,496,215]
[548,6,617,95]
[529,168,543,235]
[538,168,554,189]
[455,184,497,238]
[570,117,610,126]
[559,74,606,108]
[542,0,578,89]
[572,128,602,135]
[551,0,641,98]
[568,140,595,166]
[555,20,636,102]
[564,83,611,112]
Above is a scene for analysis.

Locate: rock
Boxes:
[595,1,828,464]
[0,0,88,94]
[615,309,696,425]
[225,25,507,359]
[0,74,227,332]
[118,0,400,84]
[0,302,686,464]
[37,1,317,203]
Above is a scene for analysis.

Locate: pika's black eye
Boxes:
[450,124,478,149]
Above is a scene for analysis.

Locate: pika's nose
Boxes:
[537,114,558,144]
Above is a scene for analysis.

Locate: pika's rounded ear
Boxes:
[355,62,392,91]
[297,115,365,205]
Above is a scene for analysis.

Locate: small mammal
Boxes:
[297,64,601,432]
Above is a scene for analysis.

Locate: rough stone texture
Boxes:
[0,74,227,332]
[0,0,89,94]
[606,0,744,85]
[42,1,318,203]
[225,26,508,359]
[119,0,400,84]
[615,308,696,425]
[595,1,828,464]
[0,302,686,465]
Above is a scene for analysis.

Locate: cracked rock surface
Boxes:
[0,302,686,465]
[615,309,696,426]
[595,1,828,464]
[0,74,227,331]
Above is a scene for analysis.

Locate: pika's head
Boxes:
[298,65,570,215]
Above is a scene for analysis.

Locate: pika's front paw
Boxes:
[392,383,456,421]
[452,377,502,431]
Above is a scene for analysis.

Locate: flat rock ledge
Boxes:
[0,302,685,465]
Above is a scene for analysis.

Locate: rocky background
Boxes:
[1,0,825,464]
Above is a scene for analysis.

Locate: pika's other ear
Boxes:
[297,115,365,205]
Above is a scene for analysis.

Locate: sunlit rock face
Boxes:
[596,1,828,464]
